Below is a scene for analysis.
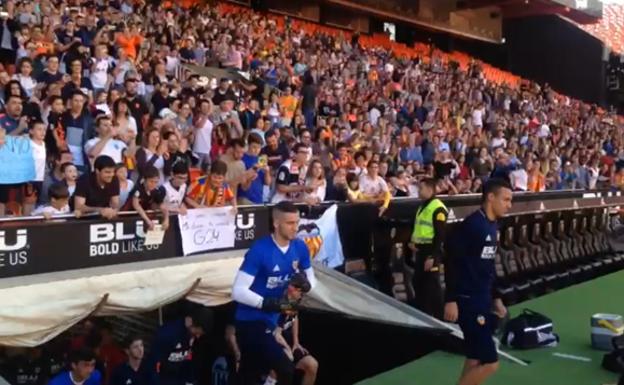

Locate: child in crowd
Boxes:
[187,160,237,211]
[31,183,72,219]
[158,161,190,215]
[346,172,364,202]
[61,162,78,199]
[130,165,169,231]
[115,163,134,209]
[24,120,47,215]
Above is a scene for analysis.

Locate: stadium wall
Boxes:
[503,14,606,105]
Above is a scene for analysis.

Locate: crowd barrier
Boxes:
[0,191,621,280]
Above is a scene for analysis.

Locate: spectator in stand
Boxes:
[136,127,166,184]
[163,131,197,177]
[74,155,120,219]
[0,94,25,135]
[48,349,101,385]
[40,150,73,204]
[23,120,46,215]
[115,163,134,209]
[123,72,149,140]
[261,129,289,172]
[61,162,78,204]
[238,133,271,205]
[60,90,93,172]
[158,162,190,215]
[272,143,310,203]
[359,160,391,216]
[220,138,246,191]
[110,335,157,385]
[84,115,127,166]
[193,99,214,169]
[31,183,71,219]
[187,160,237,210]
[130,165,170,231]
[304,159,327,205]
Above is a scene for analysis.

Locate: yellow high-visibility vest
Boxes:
[411,198,447,244]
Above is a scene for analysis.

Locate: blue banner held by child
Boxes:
[0,136,35,184]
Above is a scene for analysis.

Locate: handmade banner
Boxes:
[0,136,35,184]
[179,207,237,255]
[297,204,345,268]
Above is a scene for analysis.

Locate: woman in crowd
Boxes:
[135,127,166,184]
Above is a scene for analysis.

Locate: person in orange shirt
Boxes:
[332,142,353,171]
[527,160,546,192]
[187,160,237,210]
[115,23,144,62]
[278,86,298,126]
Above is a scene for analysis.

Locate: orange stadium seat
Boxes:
[579,5,624,54]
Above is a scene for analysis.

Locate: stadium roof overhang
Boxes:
[460,0,602,24]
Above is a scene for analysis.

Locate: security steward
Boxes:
[409,177,447,319]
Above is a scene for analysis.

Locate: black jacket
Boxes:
[0,17,20,51]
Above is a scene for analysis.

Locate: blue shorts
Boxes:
[235,320,294,379]
[457,299,499,364]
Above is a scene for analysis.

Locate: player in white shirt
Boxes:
[359,160,391,216]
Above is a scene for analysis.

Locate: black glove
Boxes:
[261,297,299,313]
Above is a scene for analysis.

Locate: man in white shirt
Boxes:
[359,160,391,216]
[84,115,127,165]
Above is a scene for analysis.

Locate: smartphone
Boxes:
[257,155,268,168]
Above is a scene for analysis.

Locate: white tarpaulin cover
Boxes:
[0,250,447,347]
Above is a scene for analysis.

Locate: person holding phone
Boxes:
[238,133,271,205]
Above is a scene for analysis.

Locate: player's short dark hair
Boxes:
[289,272,311,293]
[336,142,348,150]
[171,161,188,176]
[420,177,437,191]
[482,178,512,202]
[49,183,70,200]
[273,201,298,215]
[122,334,143,349]
[210,160,228,176]
[94,155,116,171]
[143,165,160,180]
[69,348,96,364]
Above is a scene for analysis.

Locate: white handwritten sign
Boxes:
[178,207,236,255]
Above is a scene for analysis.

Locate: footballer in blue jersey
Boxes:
[232,201,316,385]
[47,349,102,385]
[444,178,512,385]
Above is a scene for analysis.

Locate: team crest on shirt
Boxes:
[297,223,323,259]
[477,315,486,326]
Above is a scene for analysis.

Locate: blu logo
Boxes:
[236,213,255,230]
[0,229,28,251]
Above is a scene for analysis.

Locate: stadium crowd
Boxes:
[0,0,623,220]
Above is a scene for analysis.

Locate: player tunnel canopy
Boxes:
[0,250,449,347]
